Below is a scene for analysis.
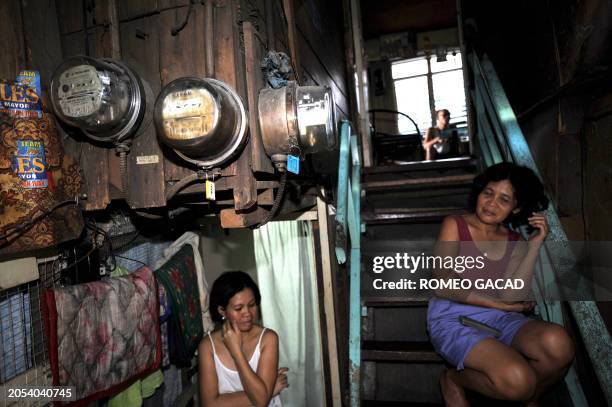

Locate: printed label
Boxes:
[136,155,160,165]
[12,140,48,189]
[287,154,300,174]
[205,180,216,200]
[0,71,42,118]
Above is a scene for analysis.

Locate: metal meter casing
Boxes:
[258,81,336,166]
[50,56,146,142]
[154,77,248,168]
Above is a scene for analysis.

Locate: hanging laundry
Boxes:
[41,266,161,406]
[154,245,204,366]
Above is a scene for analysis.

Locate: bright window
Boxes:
[392,52,467,135]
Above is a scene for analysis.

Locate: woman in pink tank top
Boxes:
[199,271,286,406]
[428,163,575,406]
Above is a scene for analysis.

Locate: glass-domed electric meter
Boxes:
[50,56,146,143]
[154,77,248,168]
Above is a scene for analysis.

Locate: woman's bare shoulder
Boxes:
[438,215,460,241]
[261,328,279,347]
[199,329,220,351]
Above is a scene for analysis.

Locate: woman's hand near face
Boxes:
[527,212,549,243]
[222,320,243,358]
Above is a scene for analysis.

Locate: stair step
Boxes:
[362,341,443,363]
[362,156,480,175]
[362,174,476,192]
[363,401,444,407]
[363,207,467,224]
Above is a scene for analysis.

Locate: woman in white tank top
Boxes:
[199,271,286,406]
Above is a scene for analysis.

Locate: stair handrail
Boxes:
[334,120,362,407]
[470,51,612,406]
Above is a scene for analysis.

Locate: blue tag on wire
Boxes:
[287,154,300,174]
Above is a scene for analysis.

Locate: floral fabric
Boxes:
[42,267,161,406]
[154,245,203,364]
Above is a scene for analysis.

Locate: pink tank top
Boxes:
[453,215,520,282]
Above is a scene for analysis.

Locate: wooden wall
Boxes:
[1,0,352,401]
[46,0,348,228]
[0,0,349,227]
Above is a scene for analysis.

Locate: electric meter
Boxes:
[50,56,146,143]
[258,81,336,167]
[154,77,248,168]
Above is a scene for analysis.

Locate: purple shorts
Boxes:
[427,297,532,370]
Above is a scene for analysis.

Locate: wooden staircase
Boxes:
[359,157,479,405]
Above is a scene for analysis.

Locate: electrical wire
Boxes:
[114,254,147,267]
[0,200,78,245]
[165,172,205,201]
[368,109,422,138]
[171,0,195,36]
[255,172,288,228]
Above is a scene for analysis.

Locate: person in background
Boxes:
[423,109,451,161]
[199,271,287,406]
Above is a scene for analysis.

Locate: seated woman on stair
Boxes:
[427,163,575,406]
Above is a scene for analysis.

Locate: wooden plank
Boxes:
[21,0,63,100]
[159,3,207,84]
[294,0,347,98]
[282,0,300,83]
[121,15,166,208]
[215,0,257,212]
[220,206,270,228]
[81,143,110,210]
[117,0,190,21]
[362,173,475,191]
[117,0,157,21]
[296,28,349,119]
[55,0,84,35]
[316,197,342,407]
[361,341,442,363]
[243,21,275,174]
[0,0,25,81]
[158,4,208,181]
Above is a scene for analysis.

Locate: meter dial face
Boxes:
[57,65,103,118]
[160,88,219,140]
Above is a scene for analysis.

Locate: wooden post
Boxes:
[282,0,301,83]
[316,196,342,406]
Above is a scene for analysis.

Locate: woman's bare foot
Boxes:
[440,369,470,407]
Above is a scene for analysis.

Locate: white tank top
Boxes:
[209,328,282,406]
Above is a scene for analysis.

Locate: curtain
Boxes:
[254,221,324,407]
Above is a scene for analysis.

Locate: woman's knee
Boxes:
[491,362,537,401]
[540,325,575,367]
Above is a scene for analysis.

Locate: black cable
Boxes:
[113,230,141,252]
[171,0,195,36]
[114,254,147,267]
[60,244,98,273]
[165,172,205,201]
[368,109,422,138]
[0,200,78,244]
[255,172,288,228]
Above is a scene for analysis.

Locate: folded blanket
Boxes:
[42,266,161,406]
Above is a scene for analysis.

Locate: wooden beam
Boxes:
[243,21,275,174]
[349,0,373,167]
[282,0,301,83]
[316,196,342,407]
[220,206,270,228]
